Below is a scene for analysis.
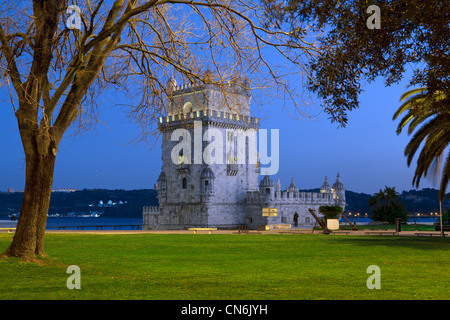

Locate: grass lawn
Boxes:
[0,233,448,300]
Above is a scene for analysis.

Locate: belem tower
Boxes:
[143,78,346,230]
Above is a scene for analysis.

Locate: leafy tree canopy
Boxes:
[263,0,450,126]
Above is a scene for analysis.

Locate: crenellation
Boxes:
[159,110,259,129]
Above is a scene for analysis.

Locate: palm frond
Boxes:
[398,87,427,102]
[394,86,449,199]
[439,151,450,201]
[404,117,442,165]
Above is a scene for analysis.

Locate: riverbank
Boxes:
[1,217,445,235]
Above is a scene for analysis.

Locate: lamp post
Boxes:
[437,156,444,237]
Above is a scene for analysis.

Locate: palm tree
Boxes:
[318,205,343,220]
[393,86,450,236]
[393,87,450,202]
[369,186,408,223]
[369,186,398,209]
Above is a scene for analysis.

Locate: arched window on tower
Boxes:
[182,177,187,189]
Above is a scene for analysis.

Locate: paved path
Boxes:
[0,221,447,237]
[36,229,449,237]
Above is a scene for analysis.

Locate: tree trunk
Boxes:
[0,0,123,263]
[2,144,56,261]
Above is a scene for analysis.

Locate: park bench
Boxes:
[415,232,445,237]
[188,228,217,234]
[331,231,351,235]
[0,228,16,233]
[365,231,397,235]
[272,224,291,229]
[278,231,310,235]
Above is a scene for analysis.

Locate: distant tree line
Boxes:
[0,189,157,218]
[1,188,447,220]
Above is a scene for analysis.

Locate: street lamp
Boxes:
[437,155,444,237]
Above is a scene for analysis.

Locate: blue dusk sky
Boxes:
[0,67,437,195]
[0,3,440,196]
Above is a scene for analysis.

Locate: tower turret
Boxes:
[331,173,346,205]
[201,167,215,196]
[157,171,167,204]
[260,175,274,199]
[275,178,281,198]
[287,177,299,193]
[320,176,331,194]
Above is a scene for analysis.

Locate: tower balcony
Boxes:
[176,163,190,174]
[227,163,239,176]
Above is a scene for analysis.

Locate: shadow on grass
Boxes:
[326,235,450,251]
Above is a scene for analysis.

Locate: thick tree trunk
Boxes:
[1,0,124,263]
[2,146,56,261]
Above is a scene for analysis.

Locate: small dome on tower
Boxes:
[287,177,298,192]
[259,175,274,187]
[320,176,331,193]
[290,178,296,188]
[201,167,215,179]
[332,173,345,190]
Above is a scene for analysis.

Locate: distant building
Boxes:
[52,189,77,193]
[5,188,14,193]
[143,80,346,230]
[401,194,423,201]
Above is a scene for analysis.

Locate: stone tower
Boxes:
[143,79,347,231]
[146,78,260,229]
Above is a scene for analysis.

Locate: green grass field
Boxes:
[0,233,448,300]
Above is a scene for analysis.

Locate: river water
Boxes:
[0,217,440,229]
[45,217,143,230]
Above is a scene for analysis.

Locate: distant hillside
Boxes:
[0,189,157,218]
[399,188,449,213]
[1,187,448,218]
[345,190,373,213]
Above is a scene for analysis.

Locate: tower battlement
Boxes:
[251,175,345,208]
[246,189,335,204]
[158,109,259,131]
[143,206,160,214]
[168,81,251,98]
